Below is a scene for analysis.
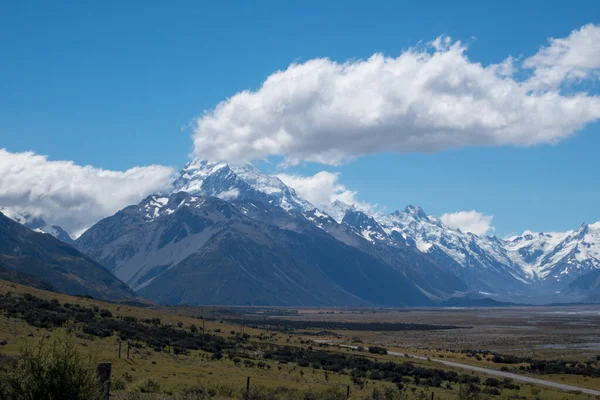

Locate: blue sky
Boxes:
[1,1,599,237]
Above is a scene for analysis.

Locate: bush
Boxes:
[362,388,409,400]
[128,378,161,393]
[456,383,482,400]
[0,329,103,400]
[112,377,127,391]
[368,346,388,355]
[175,385,216,399]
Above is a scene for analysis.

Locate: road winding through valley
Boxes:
[325,343,600,396]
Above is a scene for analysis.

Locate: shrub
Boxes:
[368,346,388,355]
[0,329,103,400]
[362,387,409,400]
[456,383,482,400]
[175,385,216,399]
[128,378,161,393]
[112,377,127,391]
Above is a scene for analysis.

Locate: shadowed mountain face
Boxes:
[563,269,600,303]
[76,193,436,306]
[0,212,135,301]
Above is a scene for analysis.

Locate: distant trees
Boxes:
[368,346,388,355]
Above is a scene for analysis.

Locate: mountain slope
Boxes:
[562,268,600,303]
[0,212,134,300]
[374,206,531,296]
[76,192,432,306]
[330,208,468,299]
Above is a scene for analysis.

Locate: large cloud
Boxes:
[192,25,600,166]
[0,149,174,237]
[440,210,495,235]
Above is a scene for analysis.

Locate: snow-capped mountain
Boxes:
[373,206,530,296]
[332,207,468,299]
[163,161,600,301]
[170,160,315,214]
[341,208,389,243]
[336,202,600,300]
[76,191,435,306]
[505,223,600,284]
[68,159,600,304]
[329,200,354,223]
[74,160,471,305]
[0,208,74,245]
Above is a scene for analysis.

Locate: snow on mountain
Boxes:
[505,223,600,283]
[372,205,530,294]
[169,158,600,296]
[94,158,598,300]
[328,200,354,223]
[503,230,573,278]
[334,200,600,296]
[139,194,206,222]
[76,191,434,306]
[170,160,315,214]
[341,209,389,243]
[0,207,74,244]
[0,208,29,225]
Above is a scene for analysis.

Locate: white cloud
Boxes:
[277,171,375,214]
[216,188,240,201]
[0,149,175,237]
[441,210,495,236]
[191,24,600,166]
[524,24,600,90]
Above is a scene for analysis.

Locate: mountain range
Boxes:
[2,159,599,306]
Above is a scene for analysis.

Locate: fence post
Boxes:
[245,376,250,400]
[346,385,350,399]
[126,341,130,359]
[118,339,121,359]
[431,392,434,400]
[96,363,111,400]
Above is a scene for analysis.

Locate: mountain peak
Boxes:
[170,159,315,213]
[331,199,350,209]
[329,200,355,222]
[404,205,427,218]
